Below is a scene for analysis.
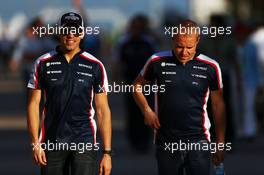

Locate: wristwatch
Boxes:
[103,149,112,156]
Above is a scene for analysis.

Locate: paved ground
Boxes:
[0,78,264,175]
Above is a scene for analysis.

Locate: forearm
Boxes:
[132,84,151,113]
[27,101,40,144]
[212,101,226,143]
[132,81,161,129]
[97,107,112,150]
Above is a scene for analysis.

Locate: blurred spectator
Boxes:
[199,14,240,142]
[250,24,264,133]
[0,30,15,77]
[9,17,57,86]
[115,14,156,152]
[236,23,264,139]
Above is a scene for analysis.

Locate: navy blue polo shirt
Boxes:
[27,49,109,144]
[140,50,223,144]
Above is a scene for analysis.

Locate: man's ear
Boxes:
[196,35,200,44]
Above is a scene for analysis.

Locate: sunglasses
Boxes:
[60,26,84,37]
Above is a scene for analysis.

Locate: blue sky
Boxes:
[0,0,189,21]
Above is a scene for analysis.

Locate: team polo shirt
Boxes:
[27,49,109,144]
[140,50,223,144]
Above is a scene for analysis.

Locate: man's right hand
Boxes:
[32,143,47,166]
[143,107,161,129]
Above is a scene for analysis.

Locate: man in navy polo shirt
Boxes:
[133,20,226,175]
[27,12,112,175]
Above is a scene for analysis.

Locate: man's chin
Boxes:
[179,57,190,61]
[65,46,75,51]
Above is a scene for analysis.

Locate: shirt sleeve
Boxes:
[208,63,223,91]
[94,63,109,94]
[27,59,43,89]
[140,57,156,82]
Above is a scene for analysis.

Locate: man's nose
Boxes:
[67,33,75,38]
[183,48,188,55]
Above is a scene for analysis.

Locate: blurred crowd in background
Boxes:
[0,0,264,153]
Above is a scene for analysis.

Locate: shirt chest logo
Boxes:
[161,62,177,76]
[162,71,176,75]
[78,63,93,69]
[47,70,62,74]
[46,62,61,67]
[191,73,207,79]
[76,71,93,77]
[161,62,177,67]
[193,65,207,71]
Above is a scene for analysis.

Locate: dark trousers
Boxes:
[125,93,152,152]
[156,141,213,175]
[41,151,97,175]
